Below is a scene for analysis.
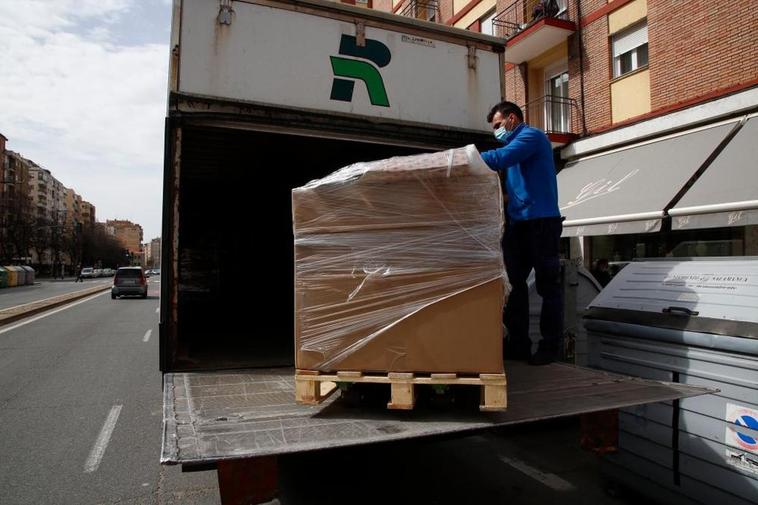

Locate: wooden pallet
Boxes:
[295,370,507,411]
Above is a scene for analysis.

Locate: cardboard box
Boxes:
[292,146,508,374]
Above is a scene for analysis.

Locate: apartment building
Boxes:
[366,0,757,262]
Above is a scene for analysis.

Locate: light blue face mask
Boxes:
[494,126,508,142]
[494,115,514,142]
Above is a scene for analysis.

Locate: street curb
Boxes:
[0,283,112,327]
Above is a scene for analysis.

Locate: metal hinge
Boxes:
[467,44,477,70]
[218,0,234,25]
[355,21,366,47]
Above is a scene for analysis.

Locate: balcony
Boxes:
[493,0,576,64]
[522,95,580,147]
[399,0,440,22]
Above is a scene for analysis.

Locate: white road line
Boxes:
[2,282,108,311]
[498,455,575,491]
[0,291,109,335]
[84,405,122,473]
[155,307,160,314]
[143,329,152,342]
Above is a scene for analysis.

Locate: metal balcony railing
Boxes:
[522,95,579,136]
[493,0,569,40]
[399,0,440,22]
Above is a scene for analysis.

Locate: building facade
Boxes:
[1,146,34,263]
[106,219,144,257]
[366,0,757,266]
[149,237,161,269]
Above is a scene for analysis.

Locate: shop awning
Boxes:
[669,115,758,230]
[557,119,742,237]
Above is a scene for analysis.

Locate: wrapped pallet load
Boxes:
[292,145,509,378]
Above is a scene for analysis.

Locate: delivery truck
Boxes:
[159,1,712,502]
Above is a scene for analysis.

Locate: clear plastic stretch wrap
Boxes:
[292,145,509,374]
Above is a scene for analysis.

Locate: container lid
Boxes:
[585,260,758,339]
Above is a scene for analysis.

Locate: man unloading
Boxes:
[479,101,564,365]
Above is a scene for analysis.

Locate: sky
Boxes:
[0,0,173,240]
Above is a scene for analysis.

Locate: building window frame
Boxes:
[611,21,648,79]
[480,9,496,36]
[543,60,570,133]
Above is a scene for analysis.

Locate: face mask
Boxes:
[504,115,516,133]
[494,126,508,142]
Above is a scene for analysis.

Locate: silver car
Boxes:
[111,267,148,299]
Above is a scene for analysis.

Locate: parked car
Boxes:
[80,267,94,279]
[111,267,148,299]
[144,269,152,277]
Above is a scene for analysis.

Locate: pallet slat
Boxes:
[295,370,507,411]
[336,371,363,379]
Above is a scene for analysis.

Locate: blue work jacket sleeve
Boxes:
[480,128,541,171]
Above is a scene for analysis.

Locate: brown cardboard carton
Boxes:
[292,146,508,374]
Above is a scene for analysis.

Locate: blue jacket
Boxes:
[480,123,561,222]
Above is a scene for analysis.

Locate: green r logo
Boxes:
[330,35,391,107]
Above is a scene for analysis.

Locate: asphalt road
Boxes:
[0,280,652,505]
[0,281,220,505]
[0,278,112,311]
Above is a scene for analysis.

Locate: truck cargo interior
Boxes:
[168,124,429,371]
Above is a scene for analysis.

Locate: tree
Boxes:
[63,222,82,271]
[0,184,34,264]
[80,225,127,268]
[29,216,52,271]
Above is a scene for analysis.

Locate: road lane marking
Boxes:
[498,455,575,491]
[84,405,123,473]
[0,291,109,335]
[143,329,152,342]
[155,307,160,314]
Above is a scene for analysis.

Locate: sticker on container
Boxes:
[725,403,758,476]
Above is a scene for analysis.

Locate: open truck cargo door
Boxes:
[160,0,507,373]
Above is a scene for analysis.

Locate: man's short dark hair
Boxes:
[486,101,524,123]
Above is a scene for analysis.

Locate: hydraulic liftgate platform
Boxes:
[162,361,714,504]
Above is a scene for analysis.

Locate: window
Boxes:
[409,1,437,22]
[612,22,648,78]
[555,0,568,18]
[481,9,496,36]
[546,71,570,132]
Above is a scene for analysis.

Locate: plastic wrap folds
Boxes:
[292,145,509,374]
